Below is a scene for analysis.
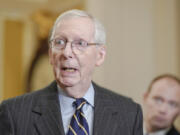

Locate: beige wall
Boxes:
[87,0,180,104]
[153,0,180,75]
[87,0,155,103]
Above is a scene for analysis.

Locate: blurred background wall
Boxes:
[0,0,180,130]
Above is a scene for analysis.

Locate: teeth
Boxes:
[66,69,75,72]
[63,68,76,72]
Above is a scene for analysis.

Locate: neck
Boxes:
[58,81,91,98]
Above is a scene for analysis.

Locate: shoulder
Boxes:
[93,82,143,134]
[0,81,57,110]
[167,126,180,135]
[93,82,142,112]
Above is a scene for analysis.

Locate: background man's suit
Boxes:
[166,126,180,135]
[0,81,143,135]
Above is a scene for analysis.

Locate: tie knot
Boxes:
[73,98,87,110]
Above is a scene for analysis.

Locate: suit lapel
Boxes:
[31,81,126,135]
[32,81,65,135]
[93,83,124,135]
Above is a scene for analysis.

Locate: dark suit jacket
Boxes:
[0,81,143,135]
[167,126,180,135]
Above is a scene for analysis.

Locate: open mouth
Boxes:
[62,67,77,72]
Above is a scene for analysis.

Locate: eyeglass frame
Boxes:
[49,38,102,51]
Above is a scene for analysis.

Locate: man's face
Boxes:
[143,79,180,132]
[49,17,106,89]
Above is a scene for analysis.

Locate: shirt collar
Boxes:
[57,83,95,110]
[144,125,170,135]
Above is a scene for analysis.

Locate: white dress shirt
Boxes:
[58,84,94,135]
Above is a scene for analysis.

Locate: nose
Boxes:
[62,42,73,58]
[158,103,168,114]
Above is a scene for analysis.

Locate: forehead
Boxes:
[54,17,95,40]
[149,79,180,101]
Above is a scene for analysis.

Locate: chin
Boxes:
[59,79,79,87]
[152,122,168,130]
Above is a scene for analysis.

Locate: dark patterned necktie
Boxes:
[67,98,89,135]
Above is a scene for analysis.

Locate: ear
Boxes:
[143,91,149,102]
[48,48,53,65]
[95,45,106,66]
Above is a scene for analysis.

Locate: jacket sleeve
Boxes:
[0,101,14,135]
[133,104,143,135]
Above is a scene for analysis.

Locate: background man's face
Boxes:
[143,79,180,131]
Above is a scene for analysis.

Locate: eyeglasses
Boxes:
[49,38,100,51]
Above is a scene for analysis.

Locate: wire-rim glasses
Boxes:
[49,38,101,51]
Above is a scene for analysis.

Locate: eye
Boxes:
[73,40,88,47]
[169,101,178,108]
[153,97,163,104]
[55,39,66,45]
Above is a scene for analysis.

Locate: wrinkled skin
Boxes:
[49,17,106,98]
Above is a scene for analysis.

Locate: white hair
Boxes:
[49,9,106,45]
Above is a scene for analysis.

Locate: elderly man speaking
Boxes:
[0,9,143,135]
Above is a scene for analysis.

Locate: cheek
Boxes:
[167,110,179,120]
[79,60,95,78]
[50,51,60,65]
[145,99,154,109]
[80,54,96,72]
[50,53,62,74]
[145,100,157,115]
[50,51,56,65]
[51,58,61,76]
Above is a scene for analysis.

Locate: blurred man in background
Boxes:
[143,74,180,135]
